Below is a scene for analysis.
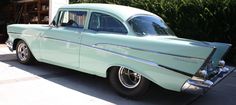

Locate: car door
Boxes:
[40,10,87,69]
[80,12,128,76]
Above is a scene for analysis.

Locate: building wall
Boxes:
[0,0,69,43]
[0,2,14,43]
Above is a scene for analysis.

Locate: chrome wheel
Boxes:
[118,67,142,89]
[17,42,29,61]
[109,67,150,98]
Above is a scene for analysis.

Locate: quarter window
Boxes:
[58,11,87,28]
[88,12,128,34]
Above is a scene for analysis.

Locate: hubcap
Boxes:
[17,43,29,61]
[118,67,142,89]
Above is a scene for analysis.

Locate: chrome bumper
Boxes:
[181,67,235,94]
[5,40,13,51]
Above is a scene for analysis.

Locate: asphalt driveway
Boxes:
[0,44,235,105]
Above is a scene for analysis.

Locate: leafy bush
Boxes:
[72,0,236,64]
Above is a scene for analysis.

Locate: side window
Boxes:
[88,12,128,34]
[58,11,87,28]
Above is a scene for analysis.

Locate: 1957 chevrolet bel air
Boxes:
[6,3,233,98]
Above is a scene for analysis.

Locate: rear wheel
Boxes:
[109,66,150,99]
[16,40,36,64]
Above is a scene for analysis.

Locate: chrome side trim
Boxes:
[91,43,193,77]
[43,36,79,45]
[159,65,193,77]
[94,43,205,60]
[8,32,22,34]
[44,36,158,67]
[43,36,193,77]
[86,43,160,68]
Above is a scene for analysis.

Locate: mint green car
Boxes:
[6,3,233,98]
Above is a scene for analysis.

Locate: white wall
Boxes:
[49,0,69,24]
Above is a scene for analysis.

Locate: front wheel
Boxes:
[16,40,36,64]
[109,67,150,99]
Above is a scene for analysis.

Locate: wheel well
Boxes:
[13,39,22,50]
[106,65,155,85]
[106,66,119,78]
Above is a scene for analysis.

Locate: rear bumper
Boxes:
[181,66,235,94]
[5,40,13,51]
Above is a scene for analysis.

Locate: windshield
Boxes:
[128,15,175,36]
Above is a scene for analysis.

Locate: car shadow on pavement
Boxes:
[0,53,199,105]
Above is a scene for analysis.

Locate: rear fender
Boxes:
[206,42,231,66]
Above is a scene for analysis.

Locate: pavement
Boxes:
[0,44,236,105]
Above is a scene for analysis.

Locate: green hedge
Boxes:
[71,0,236,64]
